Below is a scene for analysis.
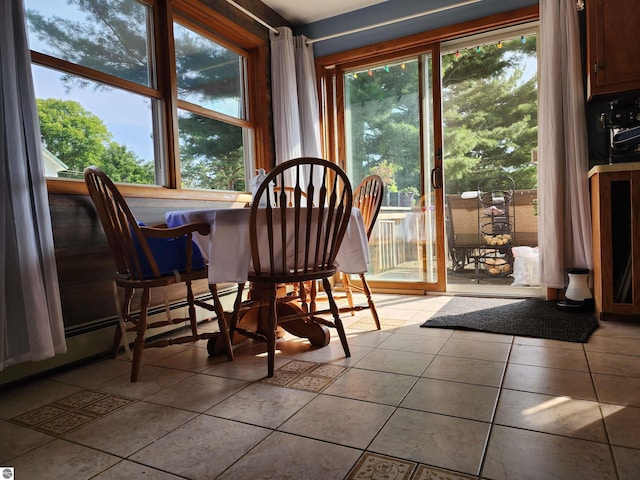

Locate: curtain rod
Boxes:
[225,0,482,44]
[306,0,482,44]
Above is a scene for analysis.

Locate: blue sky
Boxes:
[32,65,156,163]
[26,0,155,163]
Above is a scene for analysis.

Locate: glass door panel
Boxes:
[441,26,542,295]
[420,51,440,284]
[342,50,444,290]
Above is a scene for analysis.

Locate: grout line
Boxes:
[476,336,515,480]
[7,297,638,479]
[586,343,623,480]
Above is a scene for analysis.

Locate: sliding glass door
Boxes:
[321,18,540,295]
[336,45,446,292]
[441,25,542,295]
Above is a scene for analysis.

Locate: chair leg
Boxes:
[267,285,278,377]
[111,322,123,358]
[342,273,355,316]
[210,284,234,362]
[359,273,381,330]
[111,287,134,358]
[323,278,350,358]
[185,280,198,337]
[298,281,309,313]
[131,288,149,382]
[228,282,245,343]
[309,280,317,313]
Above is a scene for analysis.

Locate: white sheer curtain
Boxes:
[270,26,322,195]
[537,0,593,289]
[1,0,66,370]
[294,34,322,160]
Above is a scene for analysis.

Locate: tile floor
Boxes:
[2,293,640,479]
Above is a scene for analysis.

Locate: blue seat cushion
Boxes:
[133,223,206,279]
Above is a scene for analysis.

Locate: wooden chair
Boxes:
[84,166,234,382]
[272,186,314,306]
[273,186,307,207]
[339,175,384,329]
[240,158,353,377]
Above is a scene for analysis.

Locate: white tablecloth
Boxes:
[166,207,370,284]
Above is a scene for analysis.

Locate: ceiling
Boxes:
[260,0,388,26]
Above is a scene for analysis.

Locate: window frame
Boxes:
[171,16,253,191]
[37,0,272,200]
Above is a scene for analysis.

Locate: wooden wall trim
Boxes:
[173,0,264,47]
[46,178,252,202]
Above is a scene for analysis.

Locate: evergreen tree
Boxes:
[442,38,538,193]
[345,36,538,195]
[178,113,245,191]
[27,0,150,86]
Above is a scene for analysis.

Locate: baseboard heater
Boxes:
[64,286,241,338]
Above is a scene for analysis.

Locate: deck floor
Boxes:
[363,260,540,296]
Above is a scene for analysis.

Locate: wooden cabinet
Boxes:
[589,164,640,320]
[586,0,640,99]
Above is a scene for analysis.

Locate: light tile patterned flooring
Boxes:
[2,293,640,479]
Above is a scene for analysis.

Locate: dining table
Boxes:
[165,206,370,352]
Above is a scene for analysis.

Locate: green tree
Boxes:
[99,142,154,184]
[177,113,245,191]
[345,36,538,195]
[37,98,108,173]
[345,61,421,191]
[37,98,153,183]
[173,27,246,191]
[27,0,150,86]
[442,38,538,193]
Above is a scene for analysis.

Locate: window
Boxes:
[441,25,538,194]
[25,0,255,191]
[173,22,249,191]
[342,55,438,285]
